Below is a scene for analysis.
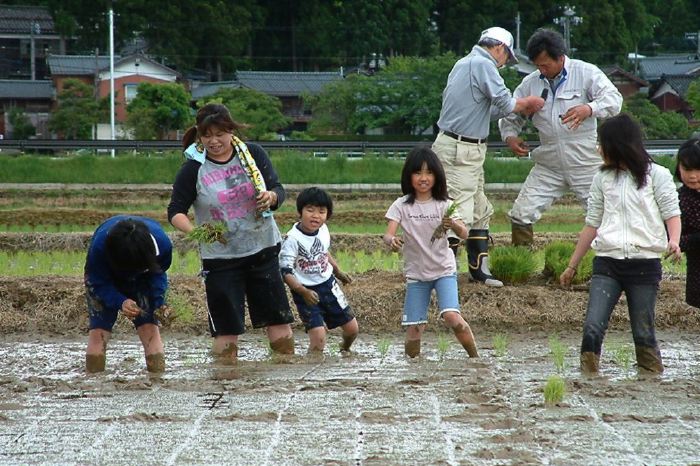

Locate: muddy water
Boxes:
[1,331,700,465]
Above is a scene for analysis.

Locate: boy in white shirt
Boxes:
[280,187,359,353]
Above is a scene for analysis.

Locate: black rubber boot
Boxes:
[448,237,462,258]
[466,229,503,287]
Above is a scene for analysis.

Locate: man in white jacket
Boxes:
[499,28,622,246]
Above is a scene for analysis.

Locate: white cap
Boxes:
[479,27,518,63]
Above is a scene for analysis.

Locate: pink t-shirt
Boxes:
[386,195,458,281]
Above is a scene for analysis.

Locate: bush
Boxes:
[543,241,593,284]
[489,246,538,284]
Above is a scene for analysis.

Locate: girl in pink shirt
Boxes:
[384,146,479,358]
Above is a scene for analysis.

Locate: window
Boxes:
[124,83,139,102]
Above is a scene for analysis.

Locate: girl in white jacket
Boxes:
[560,113,681,374]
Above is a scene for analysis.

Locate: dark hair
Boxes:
[296,187,333,219]
[400,146,448,203]
[598,113,653,189]
[105,219,161,273]
[526,28,567,61]
[182,103,247,148]
[675,138,700,180]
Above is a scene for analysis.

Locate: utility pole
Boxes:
[553,5,583,54]
[685,31,700,56]
[108,8,115,157]
[30,20,40,80]
[515,12,522,52]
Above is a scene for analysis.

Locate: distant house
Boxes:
[602,65,650,98]
[650,73,700,119]
[48,53,180,138]
[0,5,65,80]
[192,71,343,131]
[0,79,53,137]
[638,54,700,83]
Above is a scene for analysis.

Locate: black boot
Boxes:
[467,229,503,287]
[448,237,462,258]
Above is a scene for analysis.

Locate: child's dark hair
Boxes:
[675,138,700,180]
[296,187,333,219]
[400,146,448,203]
[105,219,161,273]
[181,103,248,148]
[598,113,653,189]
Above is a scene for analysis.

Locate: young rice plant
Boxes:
[543,375,566,406]
[489,246,539,284]
[543,241,594,284]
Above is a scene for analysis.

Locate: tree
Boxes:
[126,82,192,140]
[197,88,290,140]
[623,94,691,139]
[8,108,35,139]
[48,79,103,140]
[687,78,700,120]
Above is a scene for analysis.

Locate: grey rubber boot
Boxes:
[466,229,503,287]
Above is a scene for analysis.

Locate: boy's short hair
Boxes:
[296,187,333,218]
[105,219,161,273]
[676,138,700,179]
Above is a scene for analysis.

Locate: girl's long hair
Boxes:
[181,103,248,148]
[675,138,700,180]
[598,113,653,189]
[400,146,449,204]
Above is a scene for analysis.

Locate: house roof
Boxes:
[602,65,650,87]
[0,79,52,99]
[191,80,241,100]
[47,55,118,76]
[236,71,342,97]
[655,73,700,99]
[638,54,700,82]
[111,54,180,78]
[0,5,57,35]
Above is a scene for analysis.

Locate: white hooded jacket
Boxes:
[586,164,680,259]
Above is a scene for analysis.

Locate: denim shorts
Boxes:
[292,275,354,331]
[202,244,294,336]
[86,283,157,331]
[402,274,460,326]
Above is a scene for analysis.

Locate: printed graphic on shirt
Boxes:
[297,237,329,276]
[204,165,257,222]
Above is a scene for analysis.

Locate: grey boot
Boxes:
[511,222,534,247]
[466,229,503,287]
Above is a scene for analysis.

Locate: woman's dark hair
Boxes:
[598,113,653,189]
[296,187,333,219]
[105,219,161,273]
[400,146,448,203]
[182,103,247,148]
[526,28,567,61]
[675,138,700,180]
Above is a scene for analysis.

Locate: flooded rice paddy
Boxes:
[1,331,700,465]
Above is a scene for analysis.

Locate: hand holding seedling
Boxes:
[256,190,276,213]
[121,299,141,320]
[431,202,459,244]
[388,236,404,252]
[335,270,352,285]
[187,222,228,245]
[664,240,682,262]
[559,265,577,287]
[297,287,320,305]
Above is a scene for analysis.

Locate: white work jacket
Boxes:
[499,56,622,170]
[586,164,680,259]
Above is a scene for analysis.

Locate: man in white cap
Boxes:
[433,26,545,287]
[499,28,622,247]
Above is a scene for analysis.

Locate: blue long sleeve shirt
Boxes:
[84,215,172,312]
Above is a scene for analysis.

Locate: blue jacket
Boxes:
[84,215,172,312]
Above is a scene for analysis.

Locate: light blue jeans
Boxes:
[402,274,459,326]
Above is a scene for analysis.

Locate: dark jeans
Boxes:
[581,257,661,355]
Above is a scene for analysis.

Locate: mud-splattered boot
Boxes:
[580,351,600,374]
[467,229,503,287]
[85,353,106,373]
[635,345,664,373]
[405,339,421,358]
[146,352,166,373]
[511,222,534,247]
[453,323,479,358]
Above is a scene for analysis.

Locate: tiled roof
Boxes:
[0,5,57,35]
[47,55,118,76]
[0,79,52,99]
[190,80,241,100]
[659,73,700,99]
[236,71,342,97]
[638,54,700,81]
